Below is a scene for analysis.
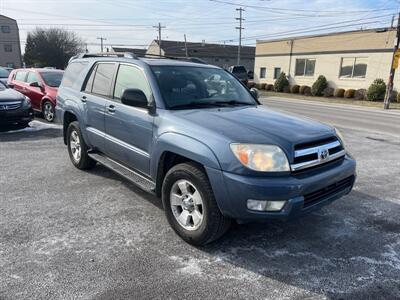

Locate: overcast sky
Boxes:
[0,0,398,52]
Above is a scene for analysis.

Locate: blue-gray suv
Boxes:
[56,53,356,245]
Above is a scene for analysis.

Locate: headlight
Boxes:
[24,96,31,105]
[335,128,345,147]
[230,144,290,172]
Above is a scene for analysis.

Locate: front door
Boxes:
[104,63,154,176]
[25,71,44,110]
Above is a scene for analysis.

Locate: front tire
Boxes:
[42,101,55,122]
[162,162,231,245]
[67,121,96,170]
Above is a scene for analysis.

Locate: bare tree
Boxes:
[24,28,85,69]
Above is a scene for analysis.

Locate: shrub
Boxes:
[366,79,386,101]
[344,89,355,98]
[299,85,310,94]
[397,91,400,103]
[266,84,274,91]
[290,85,300,94]
[323,87,334,97]
[283,85,290,93]
[354,89,366,100]
[261,83,267,90]
[390,90,397,102]
[303,86,312,96]
[311,75,328,96]
[255,83,263,89]
[274,72,289,92]
[247,82,256,88]
[334,88,345,97]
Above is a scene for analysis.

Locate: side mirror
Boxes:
[29,81,42,88]
[121,88,148,108]
[250,87,259,100]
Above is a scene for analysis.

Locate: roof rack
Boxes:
[69,52,137,62]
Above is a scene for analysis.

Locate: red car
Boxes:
[8,68,64,122]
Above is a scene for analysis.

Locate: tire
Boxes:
[162,162,231,246]
[66,121,96,170]
[42,100,55,122]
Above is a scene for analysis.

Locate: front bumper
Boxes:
[206,155,356,222]
[0,107,34,125]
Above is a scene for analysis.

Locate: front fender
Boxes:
[150,132,221,179]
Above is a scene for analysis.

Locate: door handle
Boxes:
[81,96,87,103]
[108,105,116,113]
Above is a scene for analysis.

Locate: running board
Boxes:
[88,153,156,193]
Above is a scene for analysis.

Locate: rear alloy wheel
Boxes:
[67,121,96,170]
[162,162,231,245]
[42,101,55,122]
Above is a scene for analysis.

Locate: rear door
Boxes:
[104,63,154,175]
[25,71,44,110]
[81,62,117,152]
[12,70,28,95]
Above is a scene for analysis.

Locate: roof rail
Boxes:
[69,52,137,62]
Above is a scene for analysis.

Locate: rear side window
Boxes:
[15,71,27,82]
[61,61,88,88]
[91,63,115,97]
[26,72,40,84]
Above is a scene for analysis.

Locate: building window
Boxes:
[260,67,266,79]
[4,44,12,52]
[1,25,11,33]
[215,58,219,62]
[339,57,367,78]
[273,67,281,79]
[295,58,316,76]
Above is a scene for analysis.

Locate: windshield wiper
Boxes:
[169,100,254,110]
[213,100,253,106]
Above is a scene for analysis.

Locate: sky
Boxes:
[0,0,398,52]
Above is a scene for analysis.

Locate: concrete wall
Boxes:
[254,29,399,90]
[0,15,22,68]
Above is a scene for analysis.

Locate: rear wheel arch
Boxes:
[63,111,78,144]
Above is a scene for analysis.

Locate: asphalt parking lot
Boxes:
[1,101,400,299]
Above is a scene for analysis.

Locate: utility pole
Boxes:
[96,37,107,53]
[236,7,245,65]
[184,34,189,58]
[153,22,166,56]
[384,12,400,109]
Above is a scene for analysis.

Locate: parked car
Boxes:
[228,65,248,85]
[0,81,33,128]
[0,67,10,86]
[8,68,64,122]
[56,53,356,245]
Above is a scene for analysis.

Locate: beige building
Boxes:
[254,28,399,90]
[0,15,22,68]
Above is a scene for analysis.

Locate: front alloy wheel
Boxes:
[66,121,96,170]
[170,179,204,231]
[69,130,81,163]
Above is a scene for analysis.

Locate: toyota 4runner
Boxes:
[56,53,356,245]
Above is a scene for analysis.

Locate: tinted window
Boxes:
[0,67,9,78]
[92,63,115,97]
[26,72,40,84]
[15,71,27,82]
[114,64,151,100]
[152,66,256,109]
[295,59,315,76]
[84,65,97,93]
[40,71,64,87]
[340,57,367,78]
[61,61,88,88]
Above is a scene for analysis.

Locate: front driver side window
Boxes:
[113,64,151,101]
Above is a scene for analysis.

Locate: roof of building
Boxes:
[111,47,147,56]
[154,40,255,59]
[0,14,17,23]
[257,27,395,44]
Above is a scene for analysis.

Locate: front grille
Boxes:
[303,176,354,208]
[0,101,21,111]
[291,136,346,172]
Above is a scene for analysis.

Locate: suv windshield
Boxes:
[40,71,64,87]
[0,67,9,78]
[151,66,256,109]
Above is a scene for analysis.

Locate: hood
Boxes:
[0,88,25,102]
[171,105,334,147]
